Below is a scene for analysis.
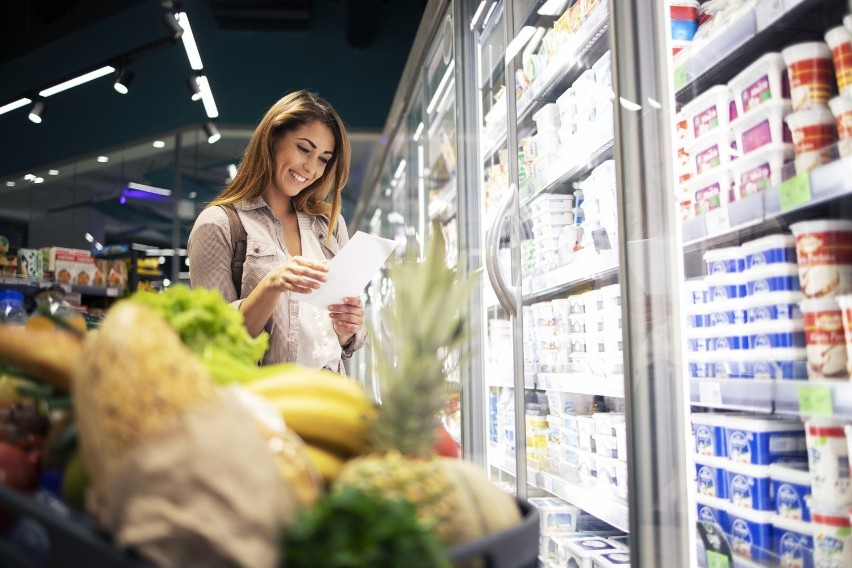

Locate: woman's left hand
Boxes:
[329,297,364,345]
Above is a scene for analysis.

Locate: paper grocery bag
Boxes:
[94,395,294,568]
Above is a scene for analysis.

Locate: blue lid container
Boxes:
[707,299,747,327]
[727,506,775,561]
[722,415,807,465]
[692,412,734,457]
[704,247,746,275]
[744,348,808,381]
[744,291,803,323]
[706,273,747,302]
[726,461,774,511]
[694,454,729,499]
[770,462,812,522]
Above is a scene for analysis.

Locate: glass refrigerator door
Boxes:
[665,0,852,567]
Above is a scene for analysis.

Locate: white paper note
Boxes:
[292,231,399,307]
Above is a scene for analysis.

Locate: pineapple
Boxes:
[334,226,522,548]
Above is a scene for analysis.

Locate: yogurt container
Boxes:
[728,52,790,117]
[688,128,736,177]
[731,98,793,155]
[724,415,807,465]
[782,42,835,111]
[695,454,729,499]
[828,94,852,158]
[687,352,714,379]
[709,326,748,352]
[704,246,745,275]
[770,462,813,521]
[790,220,852,299]
[746,320,806,350]
[591,550,631,568]
[560,536,624,568]
[727,460,774,511]
[835,294,852,375]
[728,143,794,199]
[686,327,714,353]
[744,291,803,323]
[745,348,809,381]
[696,493,731,535]
[785,106,837,174]
[805,418,851,510]
[681,84,734,140]
[727,506,775,561]
[706,272,747,302]
[745,263,801,296]
[800,298,848,380]
[689,169,732,216]
[812,510,852,568]
[684,277,709,305]
[706,298,747,327]
[773,514,815,568]
[825,25,852,96]
[742,234,798,269]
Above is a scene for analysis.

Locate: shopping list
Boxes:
[292,231,399,307]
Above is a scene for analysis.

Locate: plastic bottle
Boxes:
[0,290,28,326]
[26,287,87,334]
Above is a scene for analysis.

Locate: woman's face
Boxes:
[269,120,335,198]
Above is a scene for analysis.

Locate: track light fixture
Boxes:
[161,12,184,41]
[28,100,45,124]
[113,68,135,95]
[185,76,202,101]
[203,121,221,144]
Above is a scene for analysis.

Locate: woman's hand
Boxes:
[263,256,328,294]
[329,297,364,346]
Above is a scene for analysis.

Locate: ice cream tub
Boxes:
[745,347,808,380]
[772,514,815,568]
[695,454,729,499]
[825,25,852,96]
[746,320,806,350]
[731,99,793,155]
[707,298,747,327]
[671,18,697,41]
[692,412,733,457]
[790,219,852,299]
[745,263,801,296]
[744,291,803,322]
[729,143,794,199]
[786,106,837,174]
[706,272,747,302]
[724,415,807,465]
[704,246,745,275]
[727,460,774,510]
[591,550,631,568]
[727,506,775,561]
[805,418,851,508]
[782,42,834,111]
[800,298,848,379]
[689,169,732,216]
[688,128,736,177]
[770,462,812,521]
[681,84,734,140]
[729,52,790,117]
[742,234,797,269]
[828,94,852,158]
[696,494,731,535]
[812,510,852,568]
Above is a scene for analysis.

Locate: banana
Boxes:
[303,443,346,484]
[246,368,372,411]
[272,395,376,456]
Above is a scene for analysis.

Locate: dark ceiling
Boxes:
[0,0,426,249]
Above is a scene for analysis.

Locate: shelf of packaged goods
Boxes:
[488,442,518,476]
[481,125,508,164]
[523,250,618,302]
[523,136,614,202]
[0,277,122,298]
[689,378,775,413]
[538,471,629,532]
[516,2,610,122]
[674,0,843,102]
[682,155,852,251]
[428,181,458,223]
[537,373,624,398]
[481,54,506,92]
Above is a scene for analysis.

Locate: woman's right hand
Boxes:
[262,256,328,295]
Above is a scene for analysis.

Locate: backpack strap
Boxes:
[219,204,247,296]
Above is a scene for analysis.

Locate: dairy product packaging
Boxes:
[785,105,838,174]
[591,550,631,568]
[782,42,835,111]
[728,52,790,117]
[681,84,735,140]
[731,98,793,156]
[687,128,736,177]
[770,462,812,521]
[772,514,814,568]
[804,418,851,509]
[744,263,801,296]
[688,169,733,217]
[728,143,794,199]
[836,294,852,375]
[696,493,730,535]
[559,535,625,568]
[800,298,848,380]
[741,234,797,269]
[727,505,775,561]
[704,246,745,275]
[528,497,581,535]
[791,219,852,299]
[812,510,852,568]
[723,415,807,465]
[726,460,773,511]
[695,454,729,499]
[828,94,852,158]
[743,291,802,322]
[825,25,852,96]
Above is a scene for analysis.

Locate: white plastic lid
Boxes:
[681,84,732,119]
[693,454,729,468]
[829,94,852,117]
[730,99,793,131]
[729,52,786,89]
[768,462,811,485]
[742,347,808,362]
[740,233,796,254]
[695,493,730,509]
[790,218,852,235]
[728,143,794,179]
[772,514,812,534]
[785,106,836,128]
[591,551,632,566]
[799,298,842,313]
[741,291,804,309]
[704,271,746,285]
[692,411,746,426]
[724,459,772,477]
[744,319,805,334]
[703,246,744,262]
[782,41,832,64]
[721,414,805,433]
[727,504,775,524]
[744,262,800,278]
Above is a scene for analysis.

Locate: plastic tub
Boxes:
[800,298,848,379]
[741,234,797,270]
[836,294,852,375]
[805,418,852,509]
[688,169,732,216]
[790,219,852,299]
[706,272,747,302]
[708,326,748,351]
[533,103,561,133]
[772,514,815,568]
[687,128,736,177]
[670,0,699,20]
[769,462,812,521]
[681,84,734,140]
[696,494,731,534]
[727,506,775,561]
[782,42,834,111]
[687,354,714,378]
[746,320,806,350]
[744,347,808,381]
[706,298,747,327]
[694,454,729,498]
[730,99,793,155]
[692,412,737,457]
[743,291,803,322]
[812,510,852,567]
[560,536,623,568]
[684,278,709,305]
[785,106,837,174]
[704,246,745,275]
[723,415,807,465]
[728,52,790,117]
[591,550,631,568]
[728,143,794,200]
[726,460,773,511]
[744,263,801,296]
[825,25,852,96]
[829,94,852,158]
[671,18,697,41]
[709,351,751,379]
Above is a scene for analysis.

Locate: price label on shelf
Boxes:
[798,385,833,417]
[699,381,723,406]
[778,172,812,211]
[755,0,785,30]
[705,208,731,236]
[707,551,731,568]
[674,65,687,90]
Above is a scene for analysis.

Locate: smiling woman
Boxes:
[187,90,366,375]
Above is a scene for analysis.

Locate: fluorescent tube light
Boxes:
[469,0,488,30]
[412,122,424,141]
[505,26,536,61]
[204,121,221,144]
[196,75,219,118]
[393,159,407,180]
[426,60,455,114]
[538,0,569,16]
[176,12,204,70]
[0,98,32,115]
[127,182,171,196]
[523,27,546,58]
[39,65,115,97]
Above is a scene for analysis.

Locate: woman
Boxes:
[188,90,366,373]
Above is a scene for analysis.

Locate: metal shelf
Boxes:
[523,251,618,302]
[0,277,122,298]
[537,373,624,398]
[523,137,614,201]
[539,471,629,532]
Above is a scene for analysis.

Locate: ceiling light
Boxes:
[5,182,14,187]
[538,0,569,16]
[0,98,31,116]
[161,12,184,41]
[412,122,424,141]
[176,12,204,70]
[85,233,94,243]
[113,68,135,94]
[24,174,35,181]
[185,76,202,101]
[204,121,221,144]
[126,182,171,197]
[28,100,45,124]
[39,65,115,97]
[48,169,59,175]
[153,140,166,148]
[195,75,219,118]
[97,156,109,163]
[33,177,44,184]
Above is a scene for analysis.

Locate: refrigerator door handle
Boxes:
[485,184,519,318]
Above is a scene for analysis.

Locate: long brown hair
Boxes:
[208,90,351,239]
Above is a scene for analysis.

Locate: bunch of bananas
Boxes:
[245,369,376,484]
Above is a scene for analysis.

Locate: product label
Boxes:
[730,519,754,556]
[792,123,837,153]
[778,530,808,568]
[730,474,754,507]
[832,42,852,92]
[788,58,833,109]
[776,483,805,519]
[698,465,717,496]
[694,183,722,215]
[711,310,736,326]
[730,431,752,462]
[796,232,852,265]
[739,161,772,197]
[742,120,774,154]
[804,311,845,344]
[694,105,721,138]
[696,425,714,455]
[697,144,722,174]
[698,505,719,524]
[742,75,772,113]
